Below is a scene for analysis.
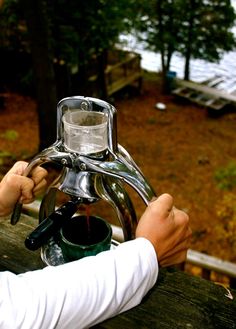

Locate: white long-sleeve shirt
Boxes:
[0,238,158,329]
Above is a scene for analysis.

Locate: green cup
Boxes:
[59,215,112,262]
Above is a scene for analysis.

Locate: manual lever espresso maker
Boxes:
[11,96,156,264]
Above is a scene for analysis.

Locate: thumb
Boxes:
[148,193,174,219]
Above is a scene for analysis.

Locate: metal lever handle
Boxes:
[79,154,156,205]
[10,146,73,225]
[10,161,38,225]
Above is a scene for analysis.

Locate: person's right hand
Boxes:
[0,161,48,216]
[135,193,191,267]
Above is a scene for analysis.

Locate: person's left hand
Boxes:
[135,194,191,267]
[0,161,48,216]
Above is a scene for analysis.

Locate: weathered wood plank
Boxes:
[201,75,224,87]
[0,213,236,328]
[204,76,225,88]
[0,214,44,273]
[93,268,236,329]
[89,50,142,97]
[172,85,231,110]
[106,71,142,96]
[175,78,236,103]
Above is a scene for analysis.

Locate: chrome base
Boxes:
[41,237,120,266]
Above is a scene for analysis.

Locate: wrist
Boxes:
[0,181,15,217]
[135,237,159,262]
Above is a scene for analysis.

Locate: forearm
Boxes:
[0,238,158,329]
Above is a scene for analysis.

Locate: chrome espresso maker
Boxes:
[11,96,156,265]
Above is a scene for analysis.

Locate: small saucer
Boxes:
[41,237,119,266]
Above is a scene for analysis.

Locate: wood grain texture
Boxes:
[93,268,236,328]
[0,215,235,328]
[0,214,44,273]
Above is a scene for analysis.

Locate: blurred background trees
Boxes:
[0,0,235,149]
[133,0,236,89]
[0,0,136,149]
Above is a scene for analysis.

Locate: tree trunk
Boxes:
[21,0,57,151]
[96,50,108,100]
[184,50,191,80]
[156,0,173,93]
[183,0,196,81]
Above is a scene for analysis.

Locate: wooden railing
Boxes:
[1,206,236,327]
[88,50,142,97]
[184,249,236,288]
[105,52,142,96]
[112,224,236,288]
[22,201,236,287]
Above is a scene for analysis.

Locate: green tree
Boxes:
[0,0,57,150]
[133,0,182,86]
[0,0,31,91]
[48,0,136,99]
[177,0,236,80]
[21,0,57,150]
[134,0,236,86]
[0,0,137,150]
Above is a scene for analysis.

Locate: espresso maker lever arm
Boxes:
[10,146,74,225]
[78,153,156,205]
[10,157,46,225]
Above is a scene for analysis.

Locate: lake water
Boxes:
[119,0,236,93]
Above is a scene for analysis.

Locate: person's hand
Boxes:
[136,193,191,267]
[0,161,48,216]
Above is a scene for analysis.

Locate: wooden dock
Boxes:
[172,77,236,111]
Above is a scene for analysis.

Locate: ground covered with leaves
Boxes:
[1,74,236,265]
